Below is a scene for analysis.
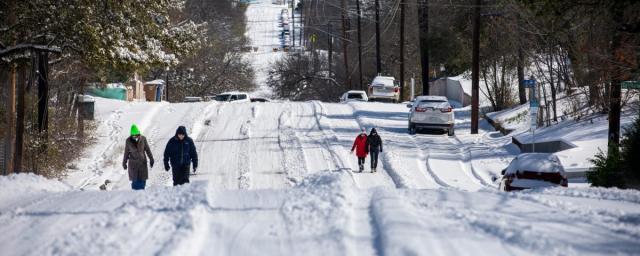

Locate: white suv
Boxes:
[407,96,455,136]
[214,92,250,103]
[368,76,400,103]
[340,90,368,102]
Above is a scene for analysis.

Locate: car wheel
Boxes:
[408,122,416,134]
[448,128,455,136]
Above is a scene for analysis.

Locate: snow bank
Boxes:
[0,173,71,194]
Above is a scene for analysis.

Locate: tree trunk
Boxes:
[517,47,526,104]
[37,51,49,134]
[4,64,16,176]
[13,63,26,173]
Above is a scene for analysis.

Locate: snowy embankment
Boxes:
[2,170,640,255]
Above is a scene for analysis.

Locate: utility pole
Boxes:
[375,0,381,74]
[328,23,333,79]
[293,0,298,48]
[471,0,481,134]
[341,0,351,90]
[399,0,406,101]
[356,0,363,89]
[418,0,429,95]
[299,1,303,47]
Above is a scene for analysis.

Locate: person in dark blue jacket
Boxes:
[163,126,198,186]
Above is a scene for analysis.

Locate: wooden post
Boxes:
[399,0,406,101]
[340,0,351,90]
[356,0,363,89]
[375,0,381,74]
[418,0,430,95]
[471,0,481,134]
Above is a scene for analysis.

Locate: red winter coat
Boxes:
[351,134,368,157]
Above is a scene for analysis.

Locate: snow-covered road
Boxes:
[2,99,640,255]
[2,0,639,254]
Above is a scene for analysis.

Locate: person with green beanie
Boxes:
[122,124,154,190]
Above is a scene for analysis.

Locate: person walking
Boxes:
[122,124,154,190]
[351,128,368,172]
[366,128,383,172]
[163,126,198,186]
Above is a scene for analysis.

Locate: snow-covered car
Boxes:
[498,153,568,192]
[184,96,203,102]
[340,90,369,102]
[214,92,250,103]
[407,95,454,136]
[367,76,400,102]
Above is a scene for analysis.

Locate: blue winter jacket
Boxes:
[163,126,198,170]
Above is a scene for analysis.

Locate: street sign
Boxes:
[523,79,536,88]
[622,81,640,90]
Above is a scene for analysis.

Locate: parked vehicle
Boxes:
[497,153,568,192]
[184,96,203,102]
[368,76,400,102]
[250,97,271,103]
[407,95,454,136]
[214,92,250,103]
[340,90,369,102]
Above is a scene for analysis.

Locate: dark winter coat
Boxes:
[367,129,383,153]
[123,135,154,181]
[351,134,369,157]
[163,126,198,170]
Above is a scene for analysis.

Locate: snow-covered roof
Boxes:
[345,90,367,94]
[144,79,165,85]
[218,91,249,95]
[371,76,396,86]
[505,153,565,175]
[414,95,448,102]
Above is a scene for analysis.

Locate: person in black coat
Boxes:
[163,126,198,186]
[366,128,383,172]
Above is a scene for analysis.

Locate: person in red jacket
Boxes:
[351,128,369,172]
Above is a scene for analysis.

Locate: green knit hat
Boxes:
[130,124,141,136]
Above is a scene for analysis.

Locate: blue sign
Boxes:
[523,79,536,88]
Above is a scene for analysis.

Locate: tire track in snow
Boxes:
[344,102,440,189]
[310,101,396,189]
[277,103,309,185]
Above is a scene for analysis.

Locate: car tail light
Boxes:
[440,107,452,113]
[415,107,427,112]
[394,87,399,93]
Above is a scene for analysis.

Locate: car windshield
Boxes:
[417,100,448,108]
[215,95,230,101]
[347,93,363,99]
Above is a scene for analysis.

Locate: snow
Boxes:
[243,0,289,98]
[513,111,637,173]
[2,1,640,254]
